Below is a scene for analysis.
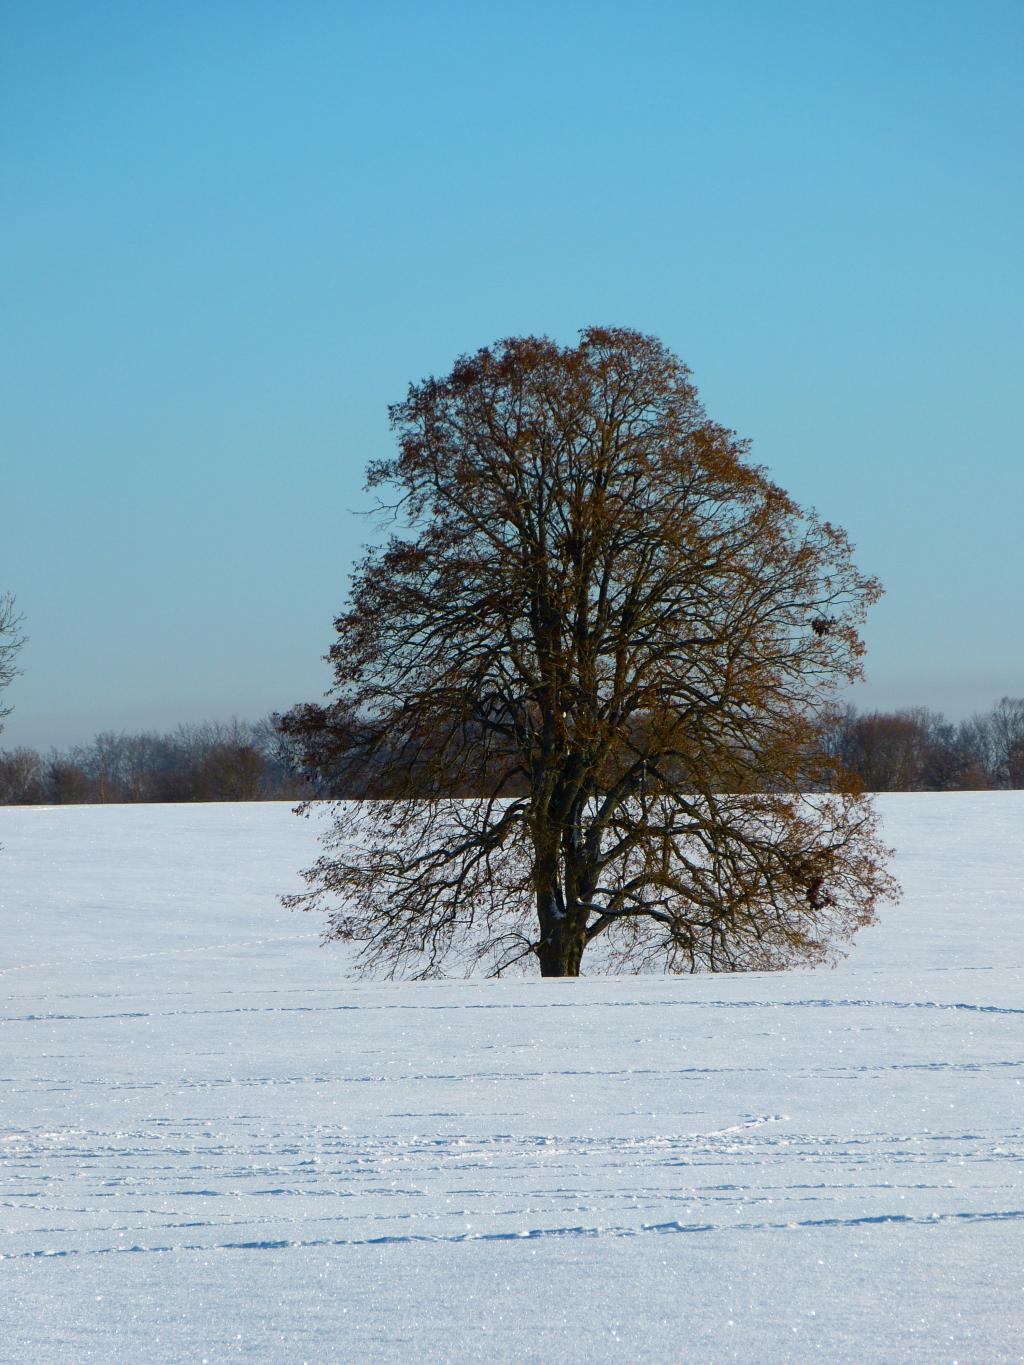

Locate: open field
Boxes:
[2,795,1023,1362]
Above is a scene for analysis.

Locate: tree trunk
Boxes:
[537,914,587,977]
[534,822,592,976]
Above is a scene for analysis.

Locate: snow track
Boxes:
[2,797,1023,1362]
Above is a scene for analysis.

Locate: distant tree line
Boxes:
[822,697,1024,792]
[0,718,315,805]
[0,698,1021,805]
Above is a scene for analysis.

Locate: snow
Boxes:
[2,794,1023,1363]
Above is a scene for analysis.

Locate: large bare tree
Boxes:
[283,328,897,977]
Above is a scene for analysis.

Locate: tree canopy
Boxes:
[283,328,897,977]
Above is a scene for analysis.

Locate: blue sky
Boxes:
[2,0,1021,748]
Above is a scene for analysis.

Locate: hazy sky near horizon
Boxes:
[2,0,1022,750]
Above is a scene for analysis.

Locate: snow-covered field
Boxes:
[2,796,1022,1363]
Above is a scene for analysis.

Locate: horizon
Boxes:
[3,687,1020,759]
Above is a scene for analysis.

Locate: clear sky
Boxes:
[2,0,1021,749]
